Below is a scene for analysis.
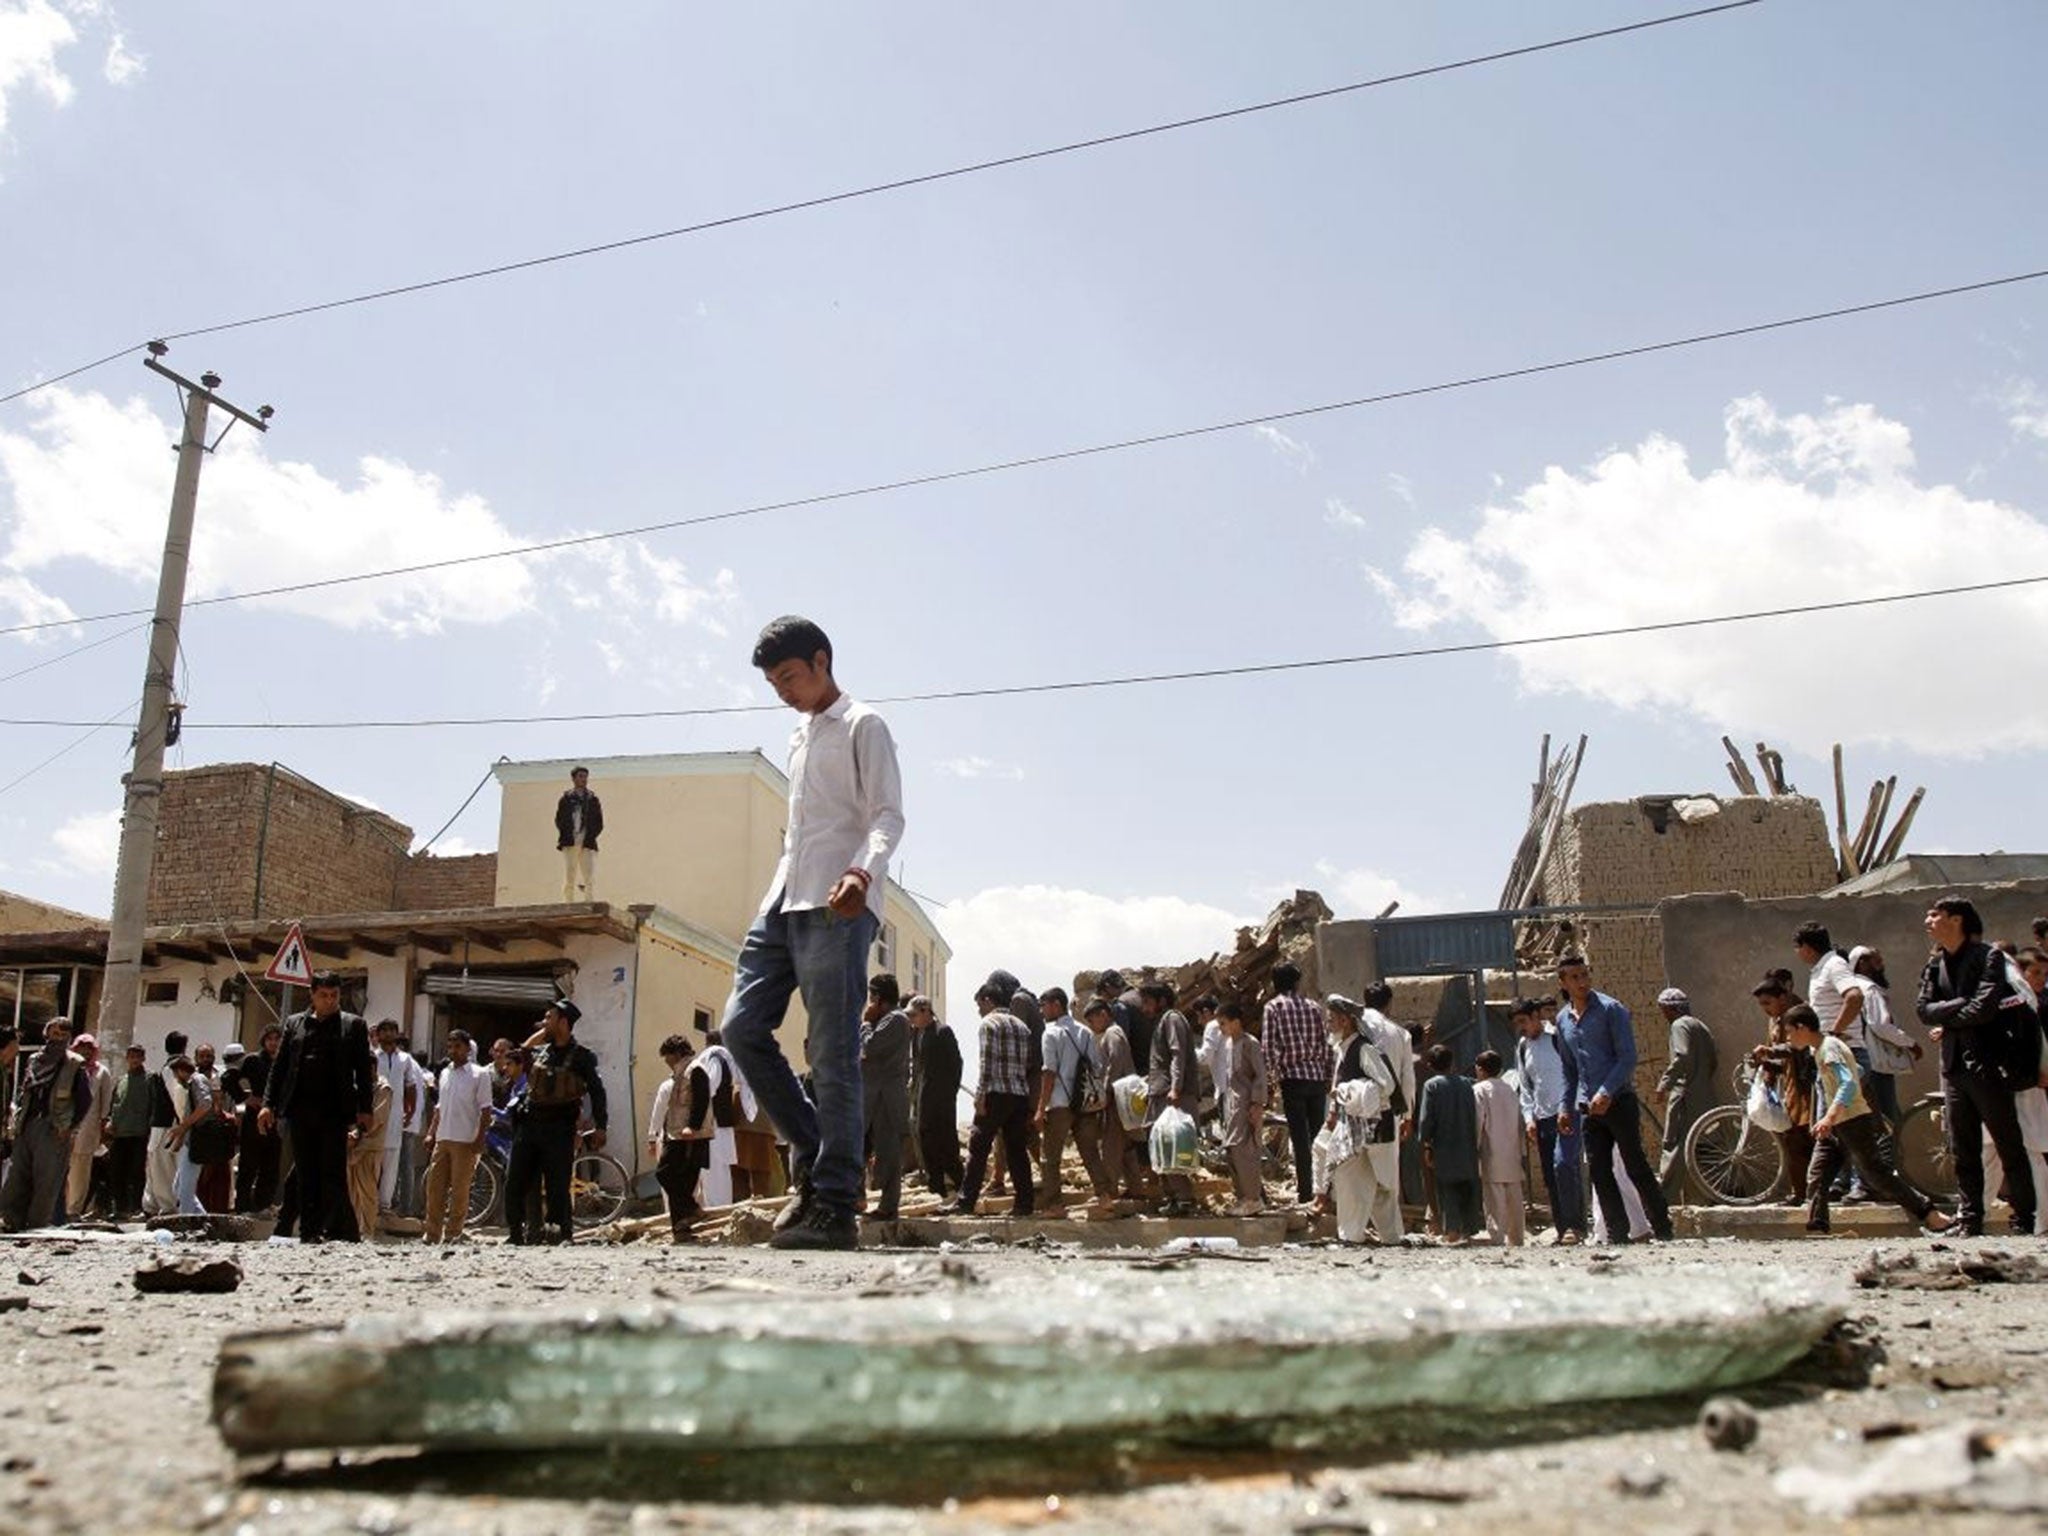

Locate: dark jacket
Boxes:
[912,1024,962,1129]
[555,789,604,851]
[861,1009,911,1129]
[268,1009,377,1124]
[1917,940,2038,1084]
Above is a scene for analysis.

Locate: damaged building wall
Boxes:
[1527,794,1842,1105]
[1659,877,2048,1110]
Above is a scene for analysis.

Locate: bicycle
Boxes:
[414,1111,632,1230]
[1892,1092,1955,1203]
[1683,1103,1784,1206]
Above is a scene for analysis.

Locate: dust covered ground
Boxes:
[1,1227,2045,1535]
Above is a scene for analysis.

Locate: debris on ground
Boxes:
[1699,1396,1758,1452]
[1774,1424,2048,1516]
[144,1213,261,1243]
[1854,1245,2048,1290]
[1079,890,1334,1021]
[134,1256,243,1294]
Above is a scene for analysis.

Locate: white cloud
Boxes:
[422,835,484,858]
[47,806,118,877]
[0,386,741,642]
[1999,378,2048,443]
[1385,472,1418,511]
[935,884,1250,1025]
[594,639,625,676]
[935,755,1024,782]
[0,1,77,137]
[100,26,138,84]
[1323,496,1365,531]
[0,2,140,147]
[1251,423,1317,475]
[1367,394,2048,756]
[1306,861,1439,921]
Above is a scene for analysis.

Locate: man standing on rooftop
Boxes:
[720,617,905,1252]
[556,765,603,903]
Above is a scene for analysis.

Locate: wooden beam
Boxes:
[155,941,215,964]
[1722,737,1760,796]
[1850,780,1886,871]
[463,928,507,953]
[347,935,400,958]
[408,933,456,956]
[305,937,354,960]
[1831,745,1855,880]
[1872,787,1926,869]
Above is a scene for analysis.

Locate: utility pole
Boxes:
[95,346,271,1054]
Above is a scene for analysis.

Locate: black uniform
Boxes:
[912,1024,964,1197]
[267,1009,377,1243]
[504,1035,607,1243]
[233,1048,283,1213]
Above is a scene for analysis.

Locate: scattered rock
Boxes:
[15,1270,43,1287]
[1610,1465,1669,1498]
[134,1257,242,1294]
[1700,1396,1759,1452]
[0,1297,25,1314]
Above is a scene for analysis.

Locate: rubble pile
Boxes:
[1076,890,1333,1019]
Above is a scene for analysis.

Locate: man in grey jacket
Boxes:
[1652,986,1718,1205]
[0,1018,88,1232]
[859,973,911,1221]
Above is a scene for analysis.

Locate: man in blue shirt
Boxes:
[1556,953,1673,1243]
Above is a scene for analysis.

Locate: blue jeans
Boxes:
[721,898,877,1212]
[1536,1116,1586,1236]
[173,1143,206,1215]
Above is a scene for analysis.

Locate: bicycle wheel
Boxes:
[1684,1104,1783,1206]
[1894,1098,1956,1203]
[467,1154,501,1226]
[569,1152,630,1229]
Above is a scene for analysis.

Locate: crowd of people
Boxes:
[2,894,2044,1248]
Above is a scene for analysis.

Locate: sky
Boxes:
[1,1,2047,1013]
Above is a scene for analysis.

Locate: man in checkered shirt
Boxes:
[1263,963,1333,1205]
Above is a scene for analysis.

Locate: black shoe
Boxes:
[938,1199,974,1216]
[506,1229,528,1246]
[773,1178,814,1235]
[770,1203,858,1251]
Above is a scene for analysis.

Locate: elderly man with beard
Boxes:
[1,1018,88,1231]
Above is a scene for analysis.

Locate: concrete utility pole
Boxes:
[95,346,271,1053]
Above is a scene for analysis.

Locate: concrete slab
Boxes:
[213,1262,1846,1501]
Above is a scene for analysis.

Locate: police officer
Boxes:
[503,998,607,1245]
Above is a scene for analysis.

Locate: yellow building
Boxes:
[492,749,950,1039]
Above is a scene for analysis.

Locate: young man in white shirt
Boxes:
[420,1029,493,1244]
[721,617,905,1252]
[372,1019,423,1214]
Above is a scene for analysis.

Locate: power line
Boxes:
[415,756,508,854]
[6,571,2045,732]
[0,1,1763,411]
[0,620,148,686]
[0,698,139,795]
[4,261,2042,642]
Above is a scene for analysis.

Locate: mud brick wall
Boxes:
[394,852,499,912]
[148,764,415,923]
[1534,795,1840,1156]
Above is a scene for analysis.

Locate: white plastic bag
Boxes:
[1148,1105,1199,1173]
[1745,1073,1792,1134]
[1111,1074,1149,1132]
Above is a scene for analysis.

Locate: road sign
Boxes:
[264,922,315,987]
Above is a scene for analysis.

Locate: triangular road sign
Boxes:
[263,921,316,987]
